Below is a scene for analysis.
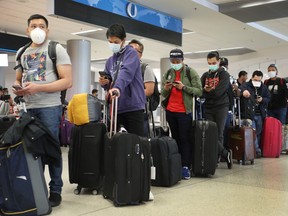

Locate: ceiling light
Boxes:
[241,0,285,8]
[71,29,103,35]
[184,47,245,54]
[247,22,288,41]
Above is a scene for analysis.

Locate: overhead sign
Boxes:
[73,0,182,33]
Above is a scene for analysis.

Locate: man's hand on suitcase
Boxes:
[109,88,120,98]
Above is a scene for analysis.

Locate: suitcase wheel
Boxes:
[74,187,81,195]
[92,189,98,195]
[103,194,109,199]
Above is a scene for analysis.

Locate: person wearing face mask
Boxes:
[200,51,233,169]
[239,70,270,157]
[161,48,202,179]
[99,23,146,136]
[13,14,72,207]
[264,64,288,125]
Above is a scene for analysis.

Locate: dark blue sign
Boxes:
[73,0,182,33]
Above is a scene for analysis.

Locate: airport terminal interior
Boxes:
[1,0,288,216]
[48,148,288,216]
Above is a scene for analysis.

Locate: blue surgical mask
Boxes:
[171,63,182,71]
[108,42,121,53]
[209,64,219,72]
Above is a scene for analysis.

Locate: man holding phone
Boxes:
[161,48,202,179]
[13,14,72,207]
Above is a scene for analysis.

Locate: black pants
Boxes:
[117,110,144,137]
[166,110,193,167]
[204,106,229,157]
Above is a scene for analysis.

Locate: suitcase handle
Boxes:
[109,92,119,138]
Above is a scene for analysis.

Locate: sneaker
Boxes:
[226,150,233,169]
[182,166,191,180]
[256,152,262,158]
[149,191,154,201]
[49,192,62,207]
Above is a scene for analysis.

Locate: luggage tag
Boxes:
[150,156,156,180]
[151,166,156,180]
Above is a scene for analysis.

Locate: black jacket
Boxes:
[201,67,230,109]
[1,112,61,165]
[239,80,270,119]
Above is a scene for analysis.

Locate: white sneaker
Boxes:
[149,191,154,201]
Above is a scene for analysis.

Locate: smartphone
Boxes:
[99,71,108,78]
[12,84,23,90]
[166,81,171,84]
[173,81,179,84]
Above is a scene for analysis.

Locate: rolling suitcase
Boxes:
[60,118,74,147]
[103,96,150,206]
[68,122,106,195]
[192,97,218,177]
[0,98,51,216]
[228,97,255,165]
[148,106,182,187]
[261,117,282,158]
[150,136,182,187]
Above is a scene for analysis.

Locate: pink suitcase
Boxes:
[261,117,282,158]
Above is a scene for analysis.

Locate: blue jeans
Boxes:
[268,108,287,125]
[253,114,263,153]
[26,105,63,194]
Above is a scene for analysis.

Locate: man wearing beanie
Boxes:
[161,48,202,179]
[264,64,288,125]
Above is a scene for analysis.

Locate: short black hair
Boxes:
[28,14,49,27]
[238,70,248,78]
[252,70,263,78]
[92,89,98,94]
[220,57,228,67]
[207,51,220,60]
[106,23,126,40]
[128,39,144,53]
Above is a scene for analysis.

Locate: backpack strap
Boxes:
[48,41,59,78]
[185,66,192,83]
[13,42,32,71]
[141,63,148,79]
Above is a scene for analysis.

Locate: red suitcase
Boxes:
[261,117,282,158]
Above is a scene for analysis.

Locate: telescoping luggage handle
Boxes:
[109,91,119,138]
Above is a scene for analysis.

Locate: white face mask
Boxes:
[268,71,276,78]
[30,27,46,44]
[108,42,121,53]
[252,80,261,87]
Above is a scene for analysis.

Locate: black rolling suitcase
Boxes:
[150,136,182,187]
[68,122,107,194]
[192,97,218,177]
[148,107,182,187]
[103,97,150,206]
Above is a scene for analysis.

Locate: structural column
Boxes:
[160,57,171,128]
[66,39,91,101]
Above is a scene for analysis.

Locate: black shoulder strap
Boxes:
[185,66,192,83]
[141,62,148,79]
[48,41,59,78]
[14,42,32,71]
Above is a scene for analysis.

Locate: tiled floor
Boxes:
[47,148,288,216]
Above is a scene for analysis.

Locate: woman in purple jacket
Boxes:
[99,23,146,136]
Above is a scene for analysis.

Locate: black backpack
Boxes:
[14,41,67,104]
[141,63,160,111]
